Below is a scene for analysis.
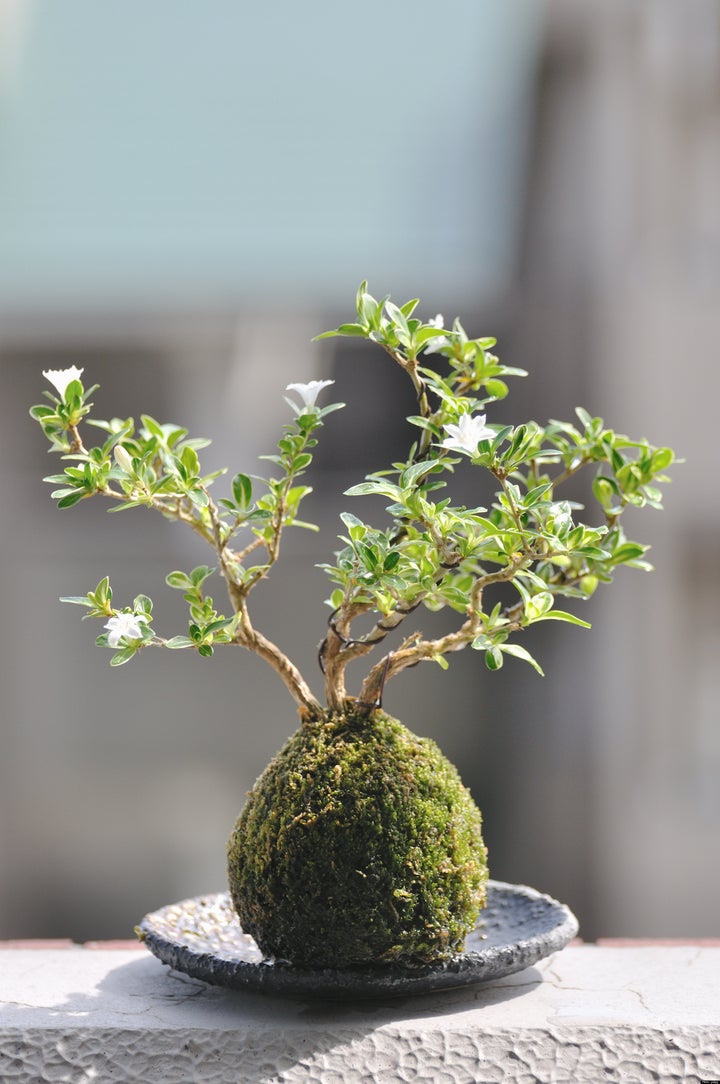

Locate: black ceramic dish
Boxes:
[137,880,578,999]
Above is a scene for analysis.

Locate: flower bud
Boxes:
[114,445,135,475]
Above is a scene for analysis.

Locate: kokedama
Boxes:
[32,284,674,968]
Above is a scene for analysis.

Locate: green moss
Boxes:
[227,708,488,968]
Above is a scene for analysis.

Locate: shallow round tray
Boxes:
[137,881,578,999]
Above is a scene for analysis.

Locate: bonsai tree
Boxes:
[31,283,674,968]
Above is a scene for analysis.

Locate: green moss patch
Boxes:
[227,709,488,968]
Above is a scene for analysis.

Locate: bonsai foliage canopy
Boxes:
[31,284,675,713]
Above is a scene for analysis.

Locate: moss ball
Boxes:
[227,708,488,968]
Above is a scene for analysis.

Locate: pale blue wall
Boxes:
[0,0,540,309]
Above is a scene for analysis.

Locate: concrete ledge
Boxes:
[0,945,719,1082]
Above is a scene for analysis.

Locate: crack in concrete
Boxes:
[545,962,565,987]
[622,986,653,1015]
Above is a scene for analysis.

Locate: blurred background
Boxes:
[1,0,718,941]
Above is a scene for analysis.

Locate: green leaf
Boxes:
[57,490,86,509]
[59,595,94,607]
[610,542,647,565]
[542,610,592,628]
[485,379,509,400]
[340,512,365,535]
[344,482,380,497]
[30,405,56,421]
[204,617,234,634]
[501,643,545,676]
[355,279,369,315]
[416,327,449,347]
[133,594,153,614]
[188,487,209,510]
[592,475,618,508]
[344,480,401,499]
[576,406,595,430]
[491,425,514,452]
[338,322,369,336]
[400,461,436,487]
[651,447,674,472]
[107,500,148,512]
[96,577,112,604]
[485,647,504,671]
[164,636,194,649]
[140,414,165,440]
[580,574,599,596]
[232,472,253,509]
[525,592,554,621]
[384,300,410,337]
[110,648,136,667]
[359,543,378,570]
[190,565,215,586]
[383,551,401,572]
[166,571,192,589]
[313,322,369,341]
[198,644,214,658]
[181,445,200,475]
[524,482,553,506]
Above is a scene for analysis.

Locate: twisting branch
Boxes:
[321,597,372,710]
[323,546,464,707]
[357,556,527,709]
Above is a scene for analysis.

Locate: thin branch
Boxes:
[69,425,87,455]
[380,344,433,458]
[233,602,320,712]
[550,455,591,488]
[96,486,218,547]
[234,534,266,564]
[357,556,527,708]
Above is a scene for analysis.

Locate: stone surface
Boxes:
[137,881,578,998]
[0,946,718,1082]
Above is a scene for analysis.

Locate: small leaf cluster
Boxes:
[61,578,155,666]
[315,281,525,406]
[29,375,95,453]
[30,369,344,675]
[60,575,115,618]
[164,566,236,656]
[316,285,675,685]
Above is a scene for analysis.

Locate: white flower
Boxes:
[286,379,335,411]
[114,445,135,474]
[440,414,495,456]
[104,612,145,649]
[42,366,84,399]
[427,314,444,328]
